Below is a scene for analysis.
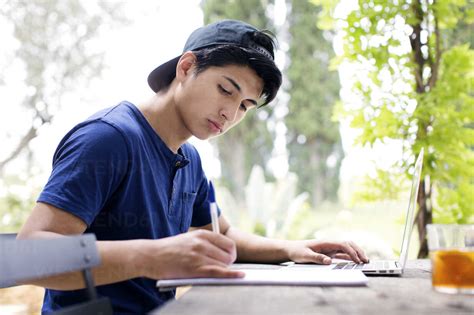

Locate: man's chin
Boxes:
[196,130,226,140]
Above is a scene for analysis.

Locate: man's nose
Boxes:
[219,101,240,122]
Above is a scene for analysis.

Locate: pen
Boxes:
[208,180,220,234]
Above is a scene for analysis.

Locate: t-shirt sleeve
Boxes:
[38,121,129,226]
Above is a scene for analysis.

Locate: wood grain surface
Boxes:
[153,260,474,315]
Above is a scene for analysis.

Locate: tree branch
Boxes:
[409,0,425,93]
[0,126,38,174]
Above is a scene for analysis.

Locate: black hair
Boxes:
[192,31,282,107]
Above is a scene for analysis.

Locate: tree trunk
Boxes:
[308,141,324,207]
[409,0,439,258]
[415,179,432,257]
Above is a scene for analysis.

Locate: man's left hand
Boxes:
[286,240,369,265]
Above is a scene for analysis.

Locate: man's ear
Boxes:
[175,51,197,82]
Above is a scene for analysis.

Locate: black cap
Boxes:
[147,19,275,93]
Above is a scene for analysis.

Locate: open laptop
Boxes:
[287,149,424,275]
[331,148,424,275]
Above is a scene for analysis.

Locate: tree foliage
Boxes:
[201,0,276,202]
[0,0,126,174]
[319,0,473,257]
[286,0,343,206]
[0,0,126,231]
[0,176,38,233]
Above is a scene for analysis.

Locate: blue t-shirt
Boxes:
[38,101,214,314]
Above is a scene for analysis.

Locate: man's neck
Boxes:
[137,90,191,154]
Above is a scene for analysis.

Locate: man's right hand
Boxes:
[17,203,243,290]
[137,229,244,280]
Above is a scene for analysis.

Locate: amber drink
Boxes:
[427,224,474,294]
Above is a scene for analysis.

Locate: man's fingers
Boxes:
[197,265,245,278]
[332,253,352,260]
[196,230,237,258]
[198,240,236,265]
[198,253,232,269]
[348,241,369,263]
[300,250,332,265]
[340,241,368,263]
[333,242,361,263]
[310,242,364,263]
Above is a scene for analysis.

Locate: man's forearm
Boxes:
[18,232,145,290]
[224,226,291,263]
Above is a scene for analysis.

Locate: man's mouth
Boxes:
[208,119,223,133]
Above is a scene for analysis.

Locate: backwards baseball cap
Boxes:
[147,19,275,93]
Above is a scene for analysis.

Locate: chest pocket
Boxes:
[168,191,196,233]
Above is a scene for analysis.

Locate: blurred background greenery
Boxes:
[1,1,472,313]
[0,0,472,260]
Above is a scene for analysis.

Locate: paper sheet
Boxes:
[156,268,368,290]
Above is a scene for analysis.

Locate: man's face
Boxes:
[174,63,264,140]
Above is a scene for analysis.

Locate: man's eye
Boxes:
[218,85,232,95]
[240,103,248,112]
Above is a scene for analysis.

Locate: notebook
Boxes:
[156,268,368,290]
[288,148,424,275]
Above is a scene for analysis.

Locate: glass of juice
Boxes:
[427,224,474,294]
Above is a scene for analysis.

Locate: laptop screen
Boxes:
[398,148,424,268]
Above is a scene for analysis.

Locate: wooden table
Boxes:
[152,260,474,315]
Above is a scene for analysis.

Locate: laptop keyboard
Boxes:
[334,261,391,270]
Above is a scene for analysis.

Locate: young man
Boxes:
[18,20,369,314]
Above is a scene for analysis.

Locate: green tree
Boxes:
[201,0,276,202]
[0,176,38,233]
[0,0,126,231]
[0,0,126,174]
[286,0,343,207]
[322,0,473,257]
